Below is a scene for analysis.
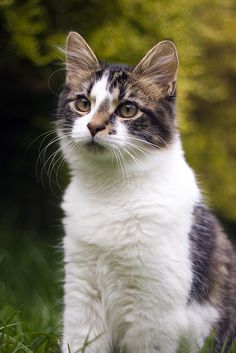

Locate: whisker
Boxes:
[126,136,167,153]
[48,67,66,96]
[52,140,77,194]
[28,129,57,149]
[124,141,152,159]
[46,139,75,197]
[120,145,146,170]
[113,146,125,181]
[37,133,71,190]
[116,147,129,180]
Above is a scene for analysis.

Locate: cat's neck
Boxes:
[68,137,198,198]
[63,136,201,233]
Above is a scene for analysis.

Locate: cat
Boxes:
[56,31,236,353]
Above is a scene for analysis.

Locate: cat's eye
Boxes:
[117,102,138,118]
[74,96,91,113]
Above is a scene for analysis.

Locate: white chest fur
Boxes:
[61,142,218,353]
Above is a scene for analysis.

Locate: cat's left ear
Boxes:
[65,31,99,85]
[134,40,178,95]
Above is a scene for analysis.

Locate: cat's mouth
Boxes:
[85,140,106,153]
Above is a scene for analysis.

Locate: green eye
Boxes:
[74,96,91,113]
[118,102,138,118]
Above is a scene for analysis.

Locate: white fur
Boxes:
[61,75,218,353]
[90,72,111,106]
[72,73,111,144]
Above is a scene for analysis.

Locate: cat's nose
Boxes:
[87,122,106,137]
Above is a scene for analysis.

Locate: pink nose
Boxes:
[87,122,106,137]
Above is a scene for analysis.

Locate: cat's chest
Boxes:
[63,173,196,295]
[63,174,191,244]
[62,166,202,340]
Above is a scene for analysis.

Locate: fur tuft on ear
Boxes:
[134,40,178,95]
[66,32,99,85]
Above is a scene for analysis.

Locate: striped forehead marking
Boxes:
[90,73,110,108]
[90,71,121,114]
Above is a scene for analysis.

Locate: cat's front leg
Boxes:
[62,263,111,353]
[120,318,179,353]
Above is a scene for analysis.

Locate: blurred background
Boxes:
[0,0,235,351]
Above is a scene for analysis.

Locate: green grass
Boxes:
[0,226,62,352]
[1,227,236,353]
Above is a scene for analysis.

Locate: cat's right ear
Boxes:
[66,32,99,85]
[134,40,178,96]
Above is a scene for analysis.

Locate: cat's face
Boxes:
[57,32,178,165]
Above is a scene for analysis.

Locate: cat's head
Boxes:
[57,32,178,167]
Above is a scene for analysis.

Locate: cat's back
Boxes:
[190,206,236,351]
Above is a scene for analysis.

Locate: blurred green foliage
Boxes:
[0,0,235,228]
